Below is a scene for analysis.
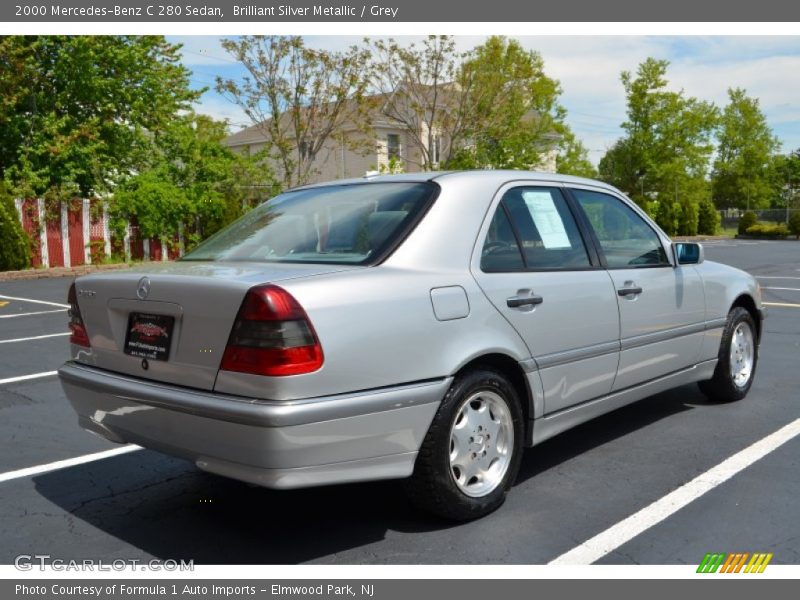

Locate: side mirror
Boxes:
[673,242,704,265]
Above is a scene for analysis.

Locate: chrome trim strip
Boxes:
[542,358,719,419]
[620,322,706,351]
[536,340,621,369]
[705,317,727,330]
[59,362,450,428]
[533,320,724,371]
[519,358,538,373]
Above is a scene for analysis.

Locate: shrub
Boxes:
[745,223,789,238]
[677,200,698,236]
[697,201,720,235]
[0,191,32,271]
[789,212,800,240]
[738,211,758,234]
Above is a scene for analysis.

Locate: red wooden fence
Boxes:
[12,198,182,269]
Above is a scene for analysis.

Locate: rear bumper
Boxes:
[58,362,448,489]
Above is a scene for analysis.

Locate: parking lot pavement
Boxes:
[0,240,799,565]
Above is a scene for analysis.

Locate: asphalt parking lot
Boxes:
[1,240,798,565]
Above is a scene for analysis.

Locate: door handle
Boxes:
[507,295,544,308]
[617,286,643,297]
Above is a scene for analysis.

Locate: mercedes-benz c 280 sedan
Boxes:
[59,171,764,520]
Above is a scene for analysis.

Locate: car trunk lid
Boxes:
[72,261,360,391]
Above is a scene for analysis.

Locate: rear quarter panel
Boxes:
[213,267,531,400]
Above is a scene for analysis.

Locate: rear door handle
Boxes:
[507,295,544,308]
[617,286,643,297]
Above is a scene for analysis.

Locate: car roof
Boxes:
[291,170,621,194]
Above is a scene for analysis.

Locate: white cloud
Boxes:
[182,35,800,160]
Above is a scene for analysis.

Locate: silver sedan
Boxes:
[59,171,765,520]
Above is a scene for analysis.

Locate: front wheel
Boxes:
[405,368,524,521]
[698,306,758,402]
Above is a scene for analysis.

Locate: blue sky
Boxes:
[170,35,800,165]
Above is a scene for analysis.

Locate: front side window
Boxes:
[182,182,436,265]
[571,189,669,268]
[481,187,591,271]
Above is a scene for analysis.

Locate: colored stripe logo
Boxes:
[697,552,773,573]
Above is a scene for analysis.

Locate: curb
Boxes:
[0,263,132,282]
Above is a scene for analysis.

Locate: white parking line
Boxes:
[0,332,69,344]
[0,446,142,484]
[0,371,58,385]
[0,309,67,319]
[0,294,69,309]
[549,418,800,565]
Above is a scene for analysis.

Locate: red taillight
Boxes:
[67,282,90,347]
[220,285,324,377]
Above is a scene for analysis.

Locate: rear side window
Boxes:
[482,187,590,271]
[571,189,669,268]
[182,182,437,265]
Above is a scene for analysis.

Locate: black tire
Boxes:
[405,367,524,521]
[698,306,758,402]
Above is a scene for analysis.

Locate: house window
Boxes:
[431,134,441,166]
[387,134,401,160]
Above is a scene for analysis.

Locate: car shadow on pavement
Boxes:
[32,384,709,564]
[515,383,707,485]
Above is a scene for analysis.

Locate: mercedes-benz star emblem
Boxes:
[136,277,151,300]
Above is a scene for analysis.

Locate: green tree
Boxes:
[773,149,800,213]
[0,36,198,199]
[447,36,566,170]
[0,184,31,270]
[555,129,597,178]
[110,114,278,250]
[598,58,718,235]
[712,88,780,210]
[697,200,720,235]
[217,36,373,188]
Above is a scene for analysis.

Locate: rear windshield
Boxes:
[182,182,437,264]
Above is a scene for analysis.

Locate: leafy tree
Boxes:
[712,88,780,210]
[368,36,465,170]
[446,36,566,171]
[0,36,198,199]
[109,114,278,250]
[556,129,597,178]
[773,149,800,212]
[789,211,800,239]
[598,58,718,235]
[0,184,31,270]
[217,36,373,188]
[697,200,720,235]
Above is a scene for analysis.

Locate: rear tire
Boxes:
[698,306,758,402]
[405,367,524,521]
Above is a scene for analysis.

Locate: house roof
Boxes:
[225,123,269,148]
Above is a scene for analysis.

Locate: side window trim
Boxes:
[566,186,672,270]
[559,186,603,268]
[499,200,530,270]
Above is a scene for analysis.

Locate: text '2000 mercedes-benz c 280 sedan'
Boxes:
[59,171,764,520]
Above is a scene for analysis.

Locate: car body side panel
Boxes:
[611,264,707,391]
[693,259,764,361]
